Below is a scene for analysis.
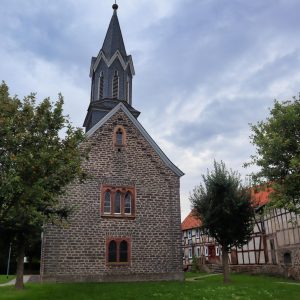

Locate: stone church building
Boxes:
[40,4,184,282]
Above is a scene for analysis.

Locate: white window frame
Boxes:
[196,247,200,257]
[188,230,192,239]
[216,246,220,256]
[188,248,192,259]
[196,228,200,238]
[204,246,208,257]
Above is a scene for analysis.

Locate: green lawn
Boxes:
[0,275,15,284]
[0,274,299,300]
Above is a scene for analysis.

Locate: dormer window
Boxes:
[112,70,119,98]
[99,71,104,99]
[113,126,126,147]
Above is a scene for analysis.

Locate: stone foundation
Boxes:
[42,272,184,283]
[230,264,300,281]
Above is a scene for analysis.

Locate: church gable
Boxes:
[86,103,184,178]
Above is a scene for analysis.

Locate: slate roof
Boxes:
[86,102,184,177]
[101,9,127,60]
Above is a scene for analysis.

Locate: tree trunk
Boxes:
[15,239,25,290]
[222,245,230,284]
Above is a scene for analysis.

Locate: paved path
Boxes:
[276,281,300,286]
[0,275,31,287]
[185,273,221,281]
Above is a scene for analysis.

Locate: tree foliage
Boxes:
[0,82,88,288]
[248,97,300,213]
[190,161,254,283]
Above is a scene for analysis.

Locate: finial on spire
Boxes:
[112,1,118,11]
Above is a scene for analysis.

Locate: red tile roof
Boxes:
[181,211,202,231]
[182,188,272,230]
[251,187,272,207]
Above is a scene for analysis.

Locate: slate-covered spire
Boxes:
[83,3,139,132]
[101,3,127,60]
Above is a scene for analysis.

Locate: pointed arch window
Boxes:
[113,126,126,147]
[101,186,135,218]
[124,192,132,214]
[119,240,128,262]
[114,191,121,214]
[112,70,119,98]
[108,240,117,262]
[104,191,111,214]
[99,71,104,99]
[106,238,131,265]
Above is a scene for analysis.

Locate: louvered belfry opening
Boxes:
[112,70,119,98]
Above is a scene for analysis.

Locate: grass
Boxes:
[0,275,15,284]
[0,273,299,300]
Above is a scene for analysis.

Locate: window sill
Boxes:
[101,214,135,219]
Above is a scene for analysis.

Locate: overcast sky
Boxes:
[1,0,300,220]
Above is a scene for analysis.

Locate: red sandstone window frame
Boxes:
[113,125,126,147]
[106,237,131,265]
[100,185,135,218]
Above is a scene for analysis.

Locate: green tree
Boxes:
[0,82,87,289]
[247,97,300,213]
[190,161,254,284]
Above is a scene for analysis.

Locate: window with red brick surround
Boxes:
[106,237,131,265]
[101,186,135,218]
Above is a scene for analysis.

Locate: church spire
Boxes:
[101,2,127,60]
[83,3,139,132]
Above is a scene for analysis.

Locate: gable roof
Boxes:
[181,211,202,231]
[86,102,184,177]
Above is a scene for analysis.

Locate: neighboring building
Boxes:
[182,211,220,269]
[182,189,300,280]
[41,4,184,282]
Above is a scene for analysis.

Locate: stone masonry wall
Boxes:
[41,109,183,282]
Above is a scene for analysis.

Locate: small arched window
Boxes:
[112,70,119,98]
[119,240,128,262]
[108,240,117,262]
[124,192,131,214]
[99,72,104,99]
[104,191,111,214]
[116,128,123,145]
[114,192,121,214]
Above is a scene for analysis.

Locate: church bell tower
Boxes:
[83,3,140,132]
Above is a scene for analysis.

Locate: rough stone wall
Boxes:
[41,109,183,282]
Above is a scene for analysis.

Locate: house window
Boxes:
[101,186,135,218]
[188,230,192,239]
[112,70,119,98]
[99,72,104,99]
[104,191,111,214]
[188,248,192,259]
[113,126,126,147]
[196,228,200,238]
[196,247,200,257]
[216,246,220,256]
[204,246,208,257]
[107,238,131,265]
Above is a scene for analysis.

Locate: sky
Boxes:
[1,0,300,220]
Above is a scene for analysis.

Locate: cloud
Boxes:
[1,0,300,220]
